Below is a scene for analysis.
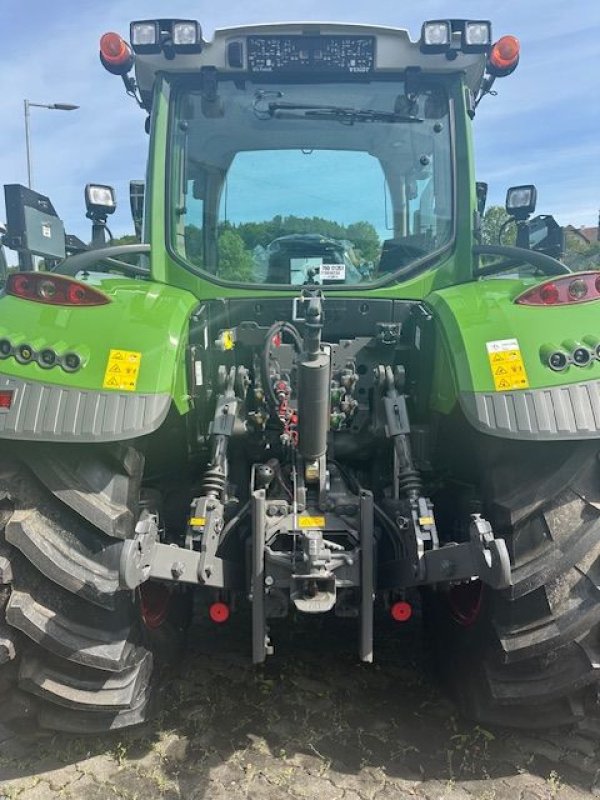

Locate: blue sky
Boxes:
[1,0,599,259]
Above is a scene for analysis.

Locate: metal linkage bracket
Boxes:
[252,488,273,664]
[379,512,512,590]
[118,512,158,590]
[117,503,242,590]
[359,490,375,663]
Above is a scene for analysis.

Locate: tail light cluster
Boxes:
[0,338,82,372]
[6,273,110,307]
[540,337,600,373]
[516,272,600,307]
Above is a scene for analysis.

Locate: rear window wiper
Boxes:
[260,102,423,124]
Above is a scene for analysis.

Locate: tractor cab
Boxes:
[100,19,521,293]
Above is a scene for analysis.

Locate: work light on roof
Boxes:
[130,21,160,53]
[464,21,492,51]
[85,184,117,219]
[172,21,201,47]
[506,184,537,221]
[131,21,159,47]
[421,21,451,52]
[129,19,203,55]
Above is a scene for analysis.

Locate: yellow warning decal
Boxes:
[486,338,529,392]
[222,330,235,350]
[102,349,142,391]
[298,515,326,528]
[419,516,434,526]
[189,517,206,527]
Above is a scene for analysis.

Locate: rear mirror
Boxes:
[505,184,537,221]
[516,214,564,259]
[475,181,488,216]
[3,184,66,264]
[129,180,145,240]
[0,235,8,285]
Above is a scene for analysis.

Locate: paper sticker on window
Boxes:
[486,338,529,391]
[320,263,346,281]
[41,222,52,238]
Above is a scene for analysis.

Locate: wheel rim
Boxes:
[447,580,483,627]
[140,582,171,629]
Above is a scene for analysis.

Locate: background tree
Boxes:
[480,205,516,246]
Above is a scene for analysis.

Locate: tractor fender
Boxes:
[0,275,198,442]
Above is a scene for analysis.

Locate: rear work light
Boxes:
[463,21,492,51]
[421,20,451,52]
[515,272,600,306]
[100,32,134,75]
[6,274,110,307]
[130,19,203,55]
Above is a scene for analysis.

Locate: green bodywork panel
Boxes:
[0,275,198,414]
[427,277,600,414]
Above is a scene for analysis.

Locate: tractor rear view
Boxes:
[1,18,599,733]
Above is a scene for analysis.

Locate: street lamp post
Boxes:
[23,100,79,189]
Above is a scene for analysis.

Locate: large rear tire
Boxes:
[0,444,184,733]
[426,442,600,729]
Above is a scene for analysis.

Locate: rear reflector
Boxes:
[0,391,13,410]
[390,600,413,622]
[209,601,230,624]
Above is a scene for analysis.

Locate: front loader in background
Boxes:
[0,19,598,733]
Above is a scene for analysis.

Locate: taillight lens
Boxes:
[0,391,13,409]
[6,274,110,306]
[515,272,600,306]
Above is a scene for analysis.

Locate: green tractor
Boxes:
[0,18,598,733]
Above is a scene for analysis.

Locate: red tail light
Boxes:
[0,391,13,410]
[6,274,110,307]
[515,272,600,306]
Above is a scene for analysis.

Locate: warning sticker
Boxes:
[486,338,529,392]
[320,263,346,281]
[298,515,326,529]
[222,330,235,350]
[102,349,142,391]
[189,517,206,528]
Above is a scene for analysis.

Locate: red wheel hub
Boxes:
[447,580,483,627]
[140,583,171,629]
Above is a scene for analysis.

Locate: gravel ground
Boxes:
[1,610,599,800]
